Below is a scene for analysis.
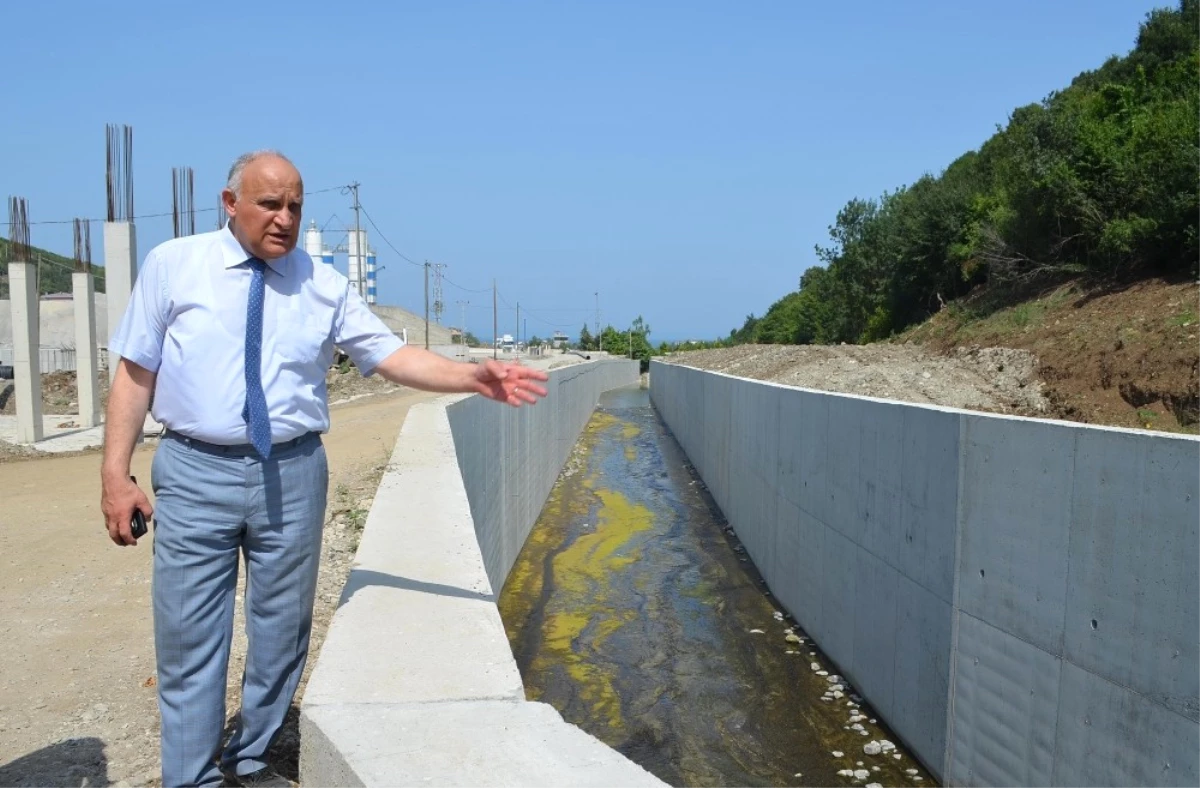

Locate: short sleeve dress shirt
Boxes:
[108,226,405,445]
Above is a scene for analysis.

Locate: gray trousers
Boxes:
[151,431,327,787]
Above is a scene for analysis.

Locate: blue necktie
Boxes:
[242,258,272,458]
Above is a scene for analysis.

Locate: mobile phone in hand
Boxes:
[130,475,148,539]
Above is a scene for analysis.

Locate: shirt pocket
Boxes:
[273,312,331,366]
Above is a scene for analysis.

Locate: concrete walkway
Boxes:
[0,414,162,453]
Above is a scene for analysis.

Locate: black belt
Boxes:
[164,429,318,457]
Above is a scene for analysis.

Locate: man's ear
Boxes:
[221,188,238,221]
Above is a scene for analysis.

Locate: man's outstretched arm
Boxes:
[373,345,549,407]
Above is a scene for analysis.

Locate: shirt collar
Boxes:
[218,224,290,274]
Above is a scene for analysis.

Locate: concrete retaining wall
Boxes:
[301,360,656,786]
[0,295,109,354]
[649,359,1199,787]
[446,360,641,589]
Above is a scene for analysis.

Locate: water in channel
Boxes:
[498,386,935,788]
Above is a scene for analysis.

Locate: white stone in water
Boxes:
[817,670,829,676]
[830,683,844,692]
[832,751,844,758]
[854,769,871,780]
[893,754,902,760]
[872,766,880,772]
[870,718,877,724]
[879,740,896,752]
[811,662,821,671]
[860,730,870,736]
[914,778,923,782]
[793,773,802,778]
[785,633,802,643]
[832,691,844,698]
[867,783,883,788]
[826,675,839,683]
[852,723,866,732]
[838,770,855,778]
[863,740,881,755]
[749,629,765,634]
[857,761,864,767]
[775,612,785,620]
[906,769,919,776]
[785,650,797,655]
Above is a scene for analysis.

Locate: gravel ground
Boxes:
[0,391,428,788]
[660,343,1049,416]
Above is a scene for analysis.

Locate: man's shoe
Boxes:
[230,767,293,787]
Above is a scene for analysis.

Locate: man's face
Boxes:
[223,156,303,260]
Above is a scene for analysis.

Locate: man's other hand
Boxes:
[101,473,153,546]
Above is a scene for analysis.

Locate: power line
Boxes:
[357,202,425,269]
[26,185,346,226]
[442,274,491,294]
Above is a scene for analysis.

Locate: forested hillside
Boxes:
[0,237,107,298]
[731,1,1197,346]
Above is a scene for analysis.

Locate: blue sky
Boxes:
[2,0,1165,342]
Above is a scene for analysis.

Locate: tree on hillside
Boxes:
[726,0,1198,346]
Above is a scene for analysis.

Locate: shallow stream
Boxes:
[498,386,935,787]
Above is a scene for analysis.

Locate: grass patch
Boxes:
[1168,309,1197,328]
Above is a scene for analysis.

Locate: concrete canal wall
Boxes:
[649,359,1199,787]
[300,360,653,786]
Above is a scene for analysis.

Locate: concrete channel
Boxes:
[300,356,1198,787]
[499,386,932,786]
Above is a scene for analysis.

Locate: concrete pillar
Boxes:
[73,271,101,428]
[8,262,43,443]
[103,221,137,382]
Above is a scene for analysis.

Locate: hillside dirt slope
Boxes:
[666,278,1198,433]
[902,277,1198,432]
[664,343,1048,417]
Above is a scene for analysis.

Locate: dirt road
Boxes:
[0,388,436,787]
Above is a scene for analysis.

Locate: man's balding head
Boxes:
[222,151,304,260]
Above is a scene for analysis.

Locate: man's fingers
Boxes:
[107,515,136,546]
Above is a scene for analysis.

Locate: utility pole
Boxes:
[423,261,431,350]
[348,182,363,298]
[595,291,602,352]
[457,300,469,346]
[629,327,633,359]
[516,302,520,349]
[492,279,498,360]
[433,262,446,323]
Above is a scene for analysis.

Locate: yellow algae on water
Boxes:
[536,484,656,732]
[502,406,656,736]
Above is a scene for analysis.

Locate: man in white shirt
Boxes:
[100,150,548,788]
